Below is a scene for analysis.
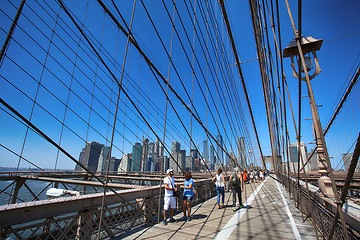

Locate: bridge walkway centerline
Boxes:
[116,176,318,239]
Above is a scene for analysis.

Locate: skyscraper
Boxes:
[118,153,131,172]
[76,147,86,171]
[169,153,179,172]
[307,150,319,171]
[203,140,208,163]
[154,138,160,157]
[180,149,186,171]
[185,155,192,171]
[171,141,180,154]
[237,137,247,169]
[230,151,236,167]
[113,157,121,172]
[190,149,199,159]
[141,138,149,171]
[288,142,310,172]
[80,141,104,172]
[216,134,223,169]
[131,142,142,172]
[148,142,155,171]
[210,145,215,170]
[170,141,181,172]
[97,146,110,172]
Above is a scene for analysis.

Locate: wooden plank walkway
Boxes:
[116,176,318,240]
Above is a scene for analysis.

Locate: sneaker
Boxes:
[232,207,237,212]
[218,205,221,209]
[169,217,176,223]
[179,216,187,221]
[239,205,244,209]
[162,220,167,225]
[187,217,191,222]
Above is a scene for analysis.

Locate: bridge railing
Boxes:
[279,173,360,239]
[0,178,216,239]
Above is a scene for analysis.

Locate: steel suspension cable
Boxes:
[54,0,89,171]
[218,0,267,170]
[0,0,25,65]
[157,0,176,224]
[187,0,249,157]
[328,131,360,239]
[12,2,60,175]
[98,0,137,238]
[100,0,235,174]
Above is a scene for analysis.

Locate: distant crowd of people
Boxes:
[246,169,268,183]
[161,167,269,225]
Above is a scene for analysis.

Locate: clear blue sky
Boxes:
[0,0,359,170]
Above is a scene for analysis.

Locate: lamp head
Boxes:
[283,36,323,58]
[283,36,323,80]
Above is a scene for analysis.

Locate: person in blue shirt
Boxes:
[180,171,194,222]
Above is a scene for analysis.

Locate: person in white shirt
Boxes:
[162,168,178,225]
[259,169,264,181]
[212,168,226,209]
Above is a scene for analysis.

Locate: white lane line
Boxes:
[213,177,268,240]
[275,180,302,240]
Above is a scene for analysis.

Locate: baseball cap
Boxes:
[167,169,174,174]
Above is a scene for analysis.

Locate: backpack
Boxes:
[231,173,240,185]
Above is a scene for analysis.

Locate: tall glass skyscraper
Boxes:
[216,134,223,168]
[210,145,215,170]
[97,146,110,172]
[77,141,104,172]
[288,142,309,172]
[131,142,142,172]
[171,141,180,154]
[237,137,246,169]
[170,141,181,172]
[203,140,208,163]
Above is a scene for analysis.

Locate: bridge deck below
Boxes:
[117,176,318,239]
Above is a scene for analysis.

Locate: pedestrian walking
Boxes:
[162,168,178,225]
[180,171,194,222]
[250,170,254,183]
[229,167,244,211]
[212,168,226,209]
[242,170,248,184]
[259,169,264,181]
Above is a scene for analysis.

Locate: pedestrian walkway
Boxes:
[117,176,318,239]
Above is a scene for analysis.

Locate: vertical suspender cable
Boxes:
[56,2,88,171]
[157,0,176,224]
[217,0,267,171]
[97,1,137,238]
[189,0,197,172]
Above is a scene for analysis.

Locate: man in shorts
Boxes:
[162,168,178,225]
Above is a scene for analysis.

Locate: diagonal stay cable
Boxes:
[97,0,234,173]
[97,0,137,237]
[218,0,267,169]
[328,131,360,239]
[0,97,117,193]
[57,0,185,174]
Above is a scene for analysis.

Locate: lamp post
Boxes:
[283,36,335,197]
